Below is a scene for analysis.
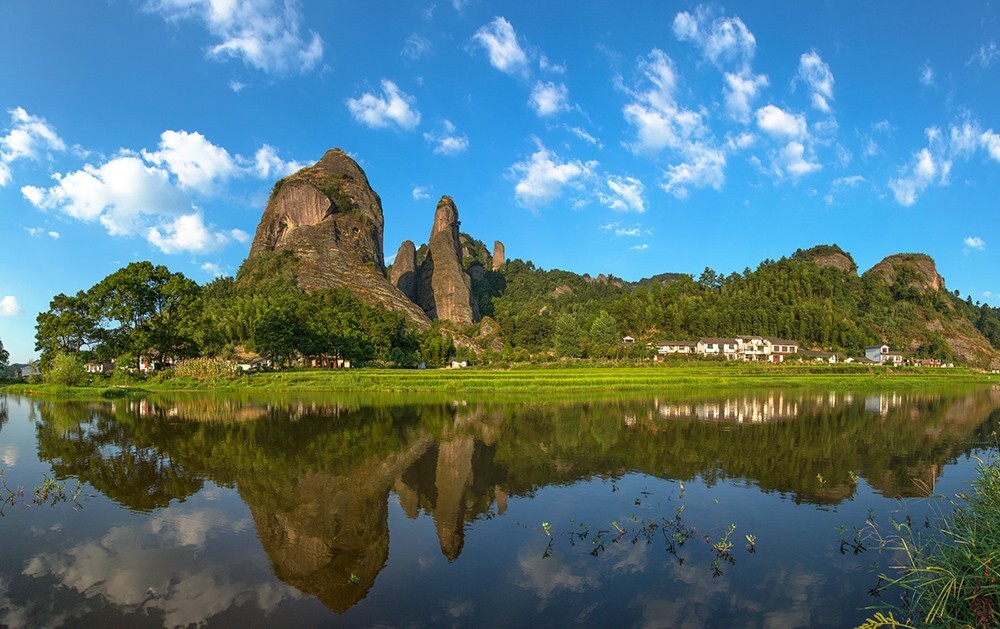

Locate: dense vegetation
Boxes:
[29,242,1000,373]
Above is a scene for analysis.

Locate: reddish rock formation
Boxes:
[867,253,945,293]
[246,149,430,327]
[492,241,505,271]
[794,244,857,273]
[417,196,479,325]
[389,240,418,302]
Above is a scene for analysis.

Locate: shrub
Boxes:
[44,352,86,386]
[173,357,236,381]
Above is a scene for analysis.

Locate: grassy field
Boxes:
[3,362,996,398]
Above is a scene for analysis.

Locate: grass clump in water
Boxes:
[865,458,1000,628]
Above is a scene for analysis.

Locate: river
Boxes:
[0,386,998,627]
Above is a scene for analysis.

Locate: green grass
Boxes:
[3,362,993,397]
[864,458,1000,628]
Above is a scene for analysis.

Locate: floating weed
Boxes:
[1,469,86,515]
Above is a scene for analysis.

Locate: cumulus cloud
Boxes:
[755,105,807,140]
[778,141,821,177]
[530,81,570,117]
[423,120,469,155]
[200,262,225,277]
[142,130,240,195]
[568,127,603,148]
[832,175,866,188]
[0,296,21,317]
[673,8,767,123]
[509,143,596,207]
[347,80,421,130]
[20,129,292,253]
[630,243,649,251]
[412,186,432,200]
[723,72,768,122]
[472,16,529,77]
[598,175,645,212]
[890,120,1000,206]
[147,213,233,254]
[253,144,303,179]
[673,7,756,72]
[964,236,986,252]
[797,51,835,113]
[0,107,66,186]
[402,33,432,60]
[662,147,726,197]
[147,0,323,74]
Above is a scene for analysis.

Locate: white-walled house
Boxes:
[697,338,740,358]
[651,341,697,360]
[865,345,904,366]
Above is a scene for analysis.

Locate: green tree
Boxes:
[589,311,619,358]
[44,352,87,386]
[554,314,584,358]
[251,309,300,366]
[35,291,101,358]
[0,337,8,368]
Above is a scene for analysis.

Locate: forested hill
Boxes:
[481,243,1000,368]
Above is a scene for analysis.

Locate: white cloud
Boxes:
[797,51,835,113]
[509,143,595,207]
[964,236,986,251]
[833,175,866,188]
[919,62,935,87]
[229,80,246,93]
[968,41,999,68]
[0,107,66,185]
[25,226,60,238]
[778,141,821,177]
[48,231,60,239]
[19,130,282,253]
[201,262,224,276]
[402,33,432,60]
[142,130,240,195]
[147,213,232,254]
[423,120,469,155]
[472,16,529,77]
[673,8,756,73]
[723,72,768,122]
[889,120,1000,206]
[347,80,421,130]
[530,81,570,117]
[412,186,431,200]
[0,296,21,317]
[568,127,602,148]
[598,175,645,213]
[538,55,566,74]
[624,50,707,155]
[630,243,649,251]
[147,0,323,74]
[862,138,879,158]
[253,145,303,179]
[756,105,807,140]
[662,147,726,197]
[23,155,189,235]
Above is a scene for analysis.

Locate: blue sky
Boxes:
[1,1,998,362]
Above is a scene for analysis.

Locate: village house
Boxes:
[696,338,740,359]
[799,349,842,364]
[85,361,115,374]
[865,344,904,366]
[650,341,697,361]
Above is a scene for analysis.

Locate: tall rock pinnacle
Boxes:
[417,196,479,325]
[245,148,430,327]
[492,241,505,271]
[390,240,418,302]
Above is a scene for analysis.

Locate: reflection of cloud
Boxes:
[445,599,474,619]
[1,445,19,467]
[515,547,600,601]
[609,540,648,575]
[21,503,298,627]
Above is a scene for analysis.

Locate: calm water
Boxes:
[1,387,999,627]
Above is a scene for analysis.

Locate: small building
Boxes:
[450,360,469,369]
[85,361,115,374]
[799,349,840,364]
[621,335,636,344]
[865,344,904,366]
[697,338,740,359]
[19,363,41,378]
[651,341,697,361]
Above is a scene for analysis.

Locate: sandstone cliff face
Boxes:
[417,196,479,325]
[867,253,945,292]
[492,241,505,271]
[247,149,430,328]
[389,240,418,302]
[795,244,857,273]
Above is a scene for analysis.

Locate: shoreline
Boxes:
[2,363,995,399]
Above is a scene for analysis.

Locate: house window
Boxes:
[708,344,715,350]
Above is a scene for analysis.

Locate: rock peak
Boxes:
[867,253,945,293]
[418,196,478,325]
[492,241,505,271]
[390,240,418,302]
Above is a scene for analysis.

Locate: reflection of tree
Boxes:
[26,386,1000,614]
[0,397,8,434]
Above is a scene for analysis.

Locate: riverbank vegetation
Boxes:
[864,458,1000,628]
[2,362,994,397]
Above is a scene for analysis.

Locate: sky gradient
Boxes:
[1,1,998,362]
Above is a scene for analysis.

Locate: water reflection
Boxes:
[14,386,1000,621]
